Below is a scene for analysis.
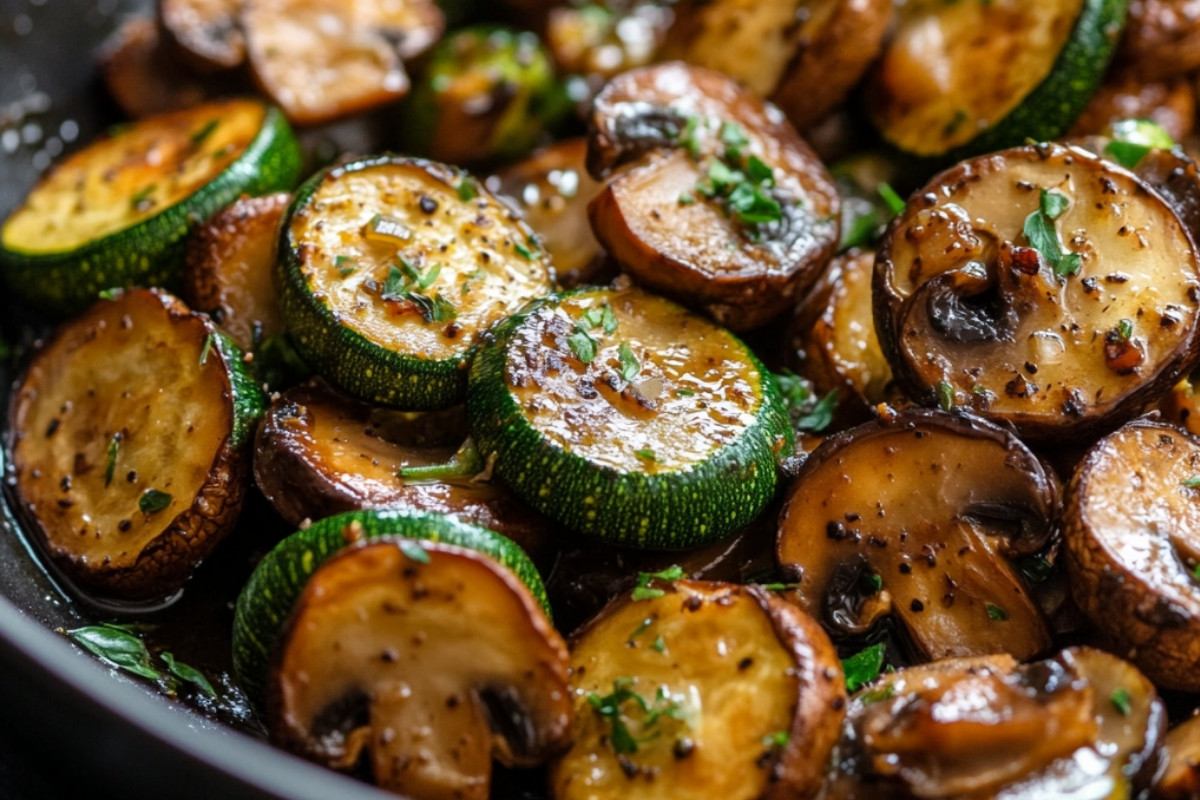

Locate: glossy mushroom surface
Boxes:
[777,408,1058,660]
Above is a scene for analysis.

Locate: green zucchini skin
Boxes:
[0,103,301,317]
[276,155,553,410]
[232,508,549,710]
[958,0,1128,159]
[466,288,794,550]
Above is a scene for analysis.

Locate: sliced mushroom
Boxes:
[874,142,1200,443]
[777,408,1058,661]
[1119,0,1200,81]
[158,0,246,72]
[660,0,893,130]
[826,647,1166,799]
[788,249,894,420]
[182,192,289,351]
[1162,376,1200,436]
[348,0,443,62]
[1157,713,1200,799]
[550,579,846,800]
[97,16,215,119]
[1063,417,1200,692]
[243,0,413,126]
[253,380,554,560]
[1069,71,1196,143]
[546,2,671,106]
[270,539,572,800]
[490,139,612,289]
[587,62,839,330]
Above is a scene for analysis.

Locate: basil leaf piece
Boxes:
[66,624,162,681]
[161,651,217,697]
[568,329,597,364]
[618,342,640,381]
[842,642,886,693]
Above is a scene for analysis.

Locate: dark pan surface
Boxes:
[0,3,396,797]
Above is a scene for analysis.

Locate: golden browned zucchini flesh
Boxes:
[253,380,553,554]
[97,16,215,119]
[660,0,892,130]
[1157,713,1200,799]
[826,648,1166,799]
[6,289,261,600]
[1063,418,1200,692]
[182,192,289,350]
[587,62,839,331]
[551,579,845,800]
[788,249,893,416]
[777,408,1058,661]
[492,139,611,289]
[270,539,572,800]
[243,0,442,126]
[875,142,1200,443]
[159,0,246,72]
[1120,0,1200,81]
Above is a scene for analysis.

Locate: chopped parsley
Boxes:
[104,434,120,488]
[580,303,618,334]
[629,617,654,644]
[381,262,457,322]
[635,448,657,462]
[130,185,156,210]
[1184,476,1200,488]
[199,333,215,366]
[1114,318,1133,341]
[456,176,479,202]
[774,370,837,434]
[1103,119,1175,170]
[719,121,750,160]
[860,571,883,594]
[631,564,685,601]
[189,119,219,146]
[586,678,687,755]
[334,255,357,276]
[398,539,431,564]
[757,582,799,592]
[678,115,701,159]
[1110,687,1132,716]
[762,730,790,749]
[1023,188,1082,278]
[1018,554,1054,583]
[841,642,886,693]
[138,488,172,515]
[937,380,955,411]
[986,603,1008,621]
[618,342,640,381]
[877,182,906,216]
[683,118,782,227]
[678,192,696,205]
[568,329,598,364]
[161,651,217,697]
[514,240,537,260]
[651,635,666,653]
[569,302,618,364]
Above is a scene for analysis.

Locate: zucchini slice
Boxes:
[0,98,301,316]
[232,507,550,710]
[1158,714,1200,800]
[6,288,264,600]
[550,579,845,800]
[466,284,793,548]
[277,155,554,409]
[182,192,290,351]
[1063,418,1200,692]
[777,409,1058,661]
[253,380,554,556]
[830,648,1165,798]
[865,0,1127,158]
[874,142,1200,443]
[269,539,571,800]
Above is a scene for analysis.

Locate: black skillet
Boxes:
[0,2,398,798]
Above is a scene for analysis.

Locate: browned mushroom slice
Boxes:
[659,0,892,131]
[97,16,215,119]
[1120,0,1200,81]
[270,539,572,800]
[1157,713,1200,799]
[875,142,1200,443]
[1063,417,1200,692]
[254,380,554,559]
[348,0,444,62]
[827,647,1165,799]
[181,192,289,351]
[788,249,893,419]
[587,63,839,330]
[159,0,245,72]
[1069,71,1196,143]
[777,408,1057,661]
[1162,376,1200,436]
[491,139,612,289]
[243,0,410,126]
[550,579,845,800]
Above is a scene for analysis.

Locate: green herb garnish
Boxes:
[719,121,750,160]
[762,731,790,749]
[160,652,217,697]
[130,185,156,210]
[877,182,906,216]
[1184,475,1200,488]
[678,115,701,159]
[1115,318,1133,341]
[986,603,1008,621]
[775,370,837,434]
[586,679,687,755]
[189,119,219,146]
[619,342,640,381]
[66,624,161,681]
[651,635,666,653]
[138,489,172,515]
[1103,119,1175,169]
[199,333,215,366]
[568,329,598,364]
[1023,188,1081,278]
[1110,687,1132,716]
[635,448,657,462]
[456,177,479,202]
[842,643,886,693]
[937,381,954,411]
[334,255,357,276]
[104,434,120,488]
[398,539,431,564]
[632,564,685,601]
